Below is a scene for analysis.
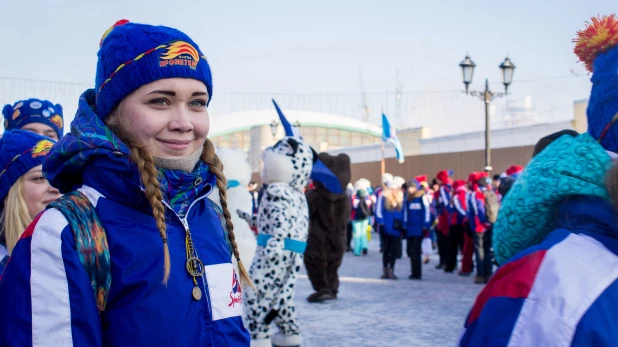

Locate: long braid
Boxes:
[202,139,255,290]
[128,146,171,284]
[107,118,171,284]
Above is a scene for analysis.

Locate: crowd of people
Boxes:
[343,167,522,283]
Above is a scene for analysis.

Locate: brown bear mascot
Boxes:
[304,152,352,303]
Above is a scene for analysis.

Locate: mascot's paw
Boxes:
[272,332,302,347]
[250,338,272,347]
[306,289,336,303]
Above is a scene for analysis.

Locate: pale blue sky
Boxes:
[0,0,614,134]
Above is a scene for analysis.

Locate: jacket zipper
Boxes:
[163,194,213,320]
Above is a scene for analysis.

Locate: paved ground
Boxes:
[293,236,483,347]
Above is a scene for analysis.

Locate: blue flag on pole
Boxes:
[271,99,343,194]
[382,113,405,163]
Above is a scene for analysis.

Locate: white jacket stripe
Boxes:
[31,209,73,346]
[454,196,466,216]
[508,234,618,346]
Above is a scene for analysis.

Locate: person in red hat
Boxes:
[505,165,524,178]
[466,172,494,284]
[434,170,453,269]
[445,180,468,273]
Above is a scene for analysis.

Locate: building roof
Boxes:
[418,120,575,155]
[329,120,576,163]
[209,109,382,137]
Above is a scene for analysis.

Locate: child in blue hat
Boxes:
[0,19,250,346]
[3,98,64,140]
[0,129,60,273]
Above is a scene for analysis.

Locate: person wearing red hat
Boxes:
[445,180,468,273]
[505,165,524,178]
[434,170,453,269]
[466,172,493,284]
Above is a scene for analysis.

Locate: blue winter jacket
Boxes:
[0,90,250,346]
[460,195,618,346]
[403,191,431,237]
[467,187,487,233]
[380,198,405,237]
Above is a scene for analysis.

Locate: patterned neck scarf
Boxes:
[159,161,214,217]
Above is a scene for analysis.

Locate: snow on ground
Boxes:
[294,236,483,347]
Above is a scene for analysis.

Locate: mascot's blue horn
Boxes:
[272,99,344,194]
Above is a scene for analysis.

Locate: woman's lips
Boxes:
[157,139,192,151]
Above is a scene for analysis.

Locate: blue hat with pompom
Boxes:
[3,99,64,139]
[95,19,213,119]
[574,15,618,152]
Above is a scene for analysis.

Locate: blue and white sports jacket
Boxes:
[403,191,431,237]
[460,195,618,346]
[0,90,249,346]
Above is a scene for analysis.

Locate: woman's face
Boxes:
[21,123,58,141]
[407,186,417,195]
[114,78,210,159]
[22,165,61,219]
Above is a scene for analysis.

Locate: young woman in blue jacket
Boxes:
[0,20,250,346]
[0,130,60,274]
[403,179,431,279]
[380,180,405,279]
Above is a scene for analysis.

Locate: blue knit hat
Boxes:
[0,129,56,208]
[3,99,64,139]
[95,19,213,119]
[408,179,421,190]
[574,15,618,152]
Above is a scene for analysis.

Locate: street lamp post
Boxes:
[270,120,278,139]
[459,55,516,172]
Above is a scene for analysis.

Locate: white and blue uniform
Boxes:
[460,196,618,346]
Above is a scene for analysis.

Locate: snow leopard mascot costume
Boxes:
[239,100,342,347]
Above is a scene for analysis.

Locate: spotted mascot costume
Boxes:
[242,136,314,347]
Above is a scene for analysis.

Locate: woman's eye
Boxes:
[33,176,46,182]
[149,98,170,106]
[189,99,207,107]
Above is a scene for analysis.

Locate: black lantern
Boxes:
[270,120,278,139]
[459,55,476,94]
[499,56,516,94]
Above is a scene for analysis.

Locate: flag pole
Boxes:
[381,142,385,175]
